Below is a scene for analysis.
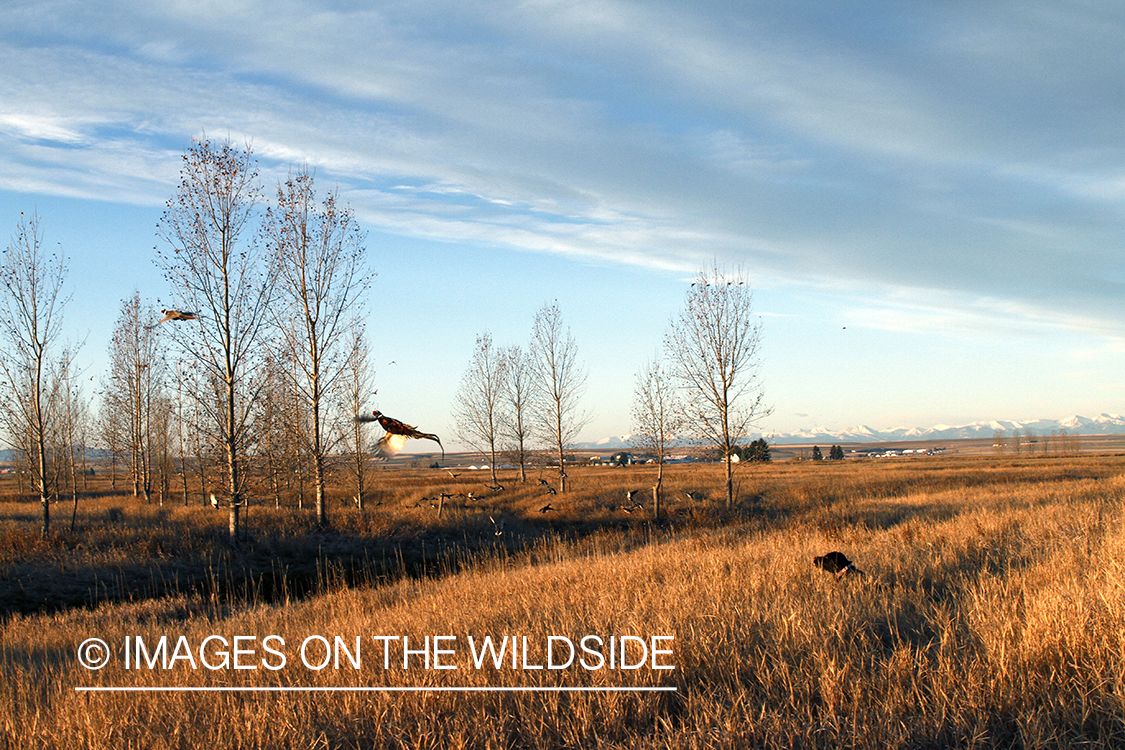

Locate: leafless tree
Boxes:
[156,136,274,541]
[54,342,90,529]
[0,212,71,536]
[185,371,213,507]
[287,374,311,510]
[264,166,372,527]
[255,350,289,508]
[105,292,165,502]
[170,362,191,505]
[530,302,590,493]
[96,378,126,491]
[992,429,1005,455]
[453,332,508,485]
[500,344,535,483]
[664,262,770,510]
[630,356,685,519]
[149,393,175,506]
[343,327,376,509]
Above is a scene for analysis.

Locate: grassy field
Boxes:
[2,454,1124,748]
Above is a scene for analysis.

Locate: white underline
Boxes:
[76,686,677,693]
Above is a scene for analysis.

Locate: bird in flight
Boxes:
[151,309,200,327]
[354,410,444,458]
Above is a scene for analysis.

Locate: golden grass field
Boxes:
[2,454,1124,748]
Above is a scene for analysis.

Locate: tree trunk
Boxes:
[558,443,566,493]
[314,452,326,525]
[228,502,240,542]
[725,453,734,511]
[37,419,49,538]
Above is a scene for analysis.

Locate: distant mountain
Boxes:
[759,413,1125,444]
[575,414,1125,448]
[575,435,634,450]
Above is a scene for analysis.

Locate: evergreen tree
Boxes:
[811,445,823,461]
[742,438,771,462]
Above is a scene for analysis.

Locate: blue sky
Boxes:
[2,0,1124,448]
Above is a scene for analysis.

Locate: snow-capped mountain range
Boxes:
[578,413,1125,448]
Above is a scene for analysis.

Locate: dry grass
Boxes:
[2,455,1124,748]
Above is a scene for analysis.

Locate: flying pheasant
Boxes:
[355,410,444,458]
[152,309,200,326]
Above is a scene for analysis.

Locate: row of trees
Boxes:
[1,136,378,537]
[452,263,772,513]
[992,428,1083,456]
[0,213,84,536]
[148,137,375,534]
[2,139,772,535]
[452,302,590,492]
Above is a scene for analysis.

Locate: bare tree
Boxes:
[264,165,372,527]
[500,344,535,483]
[156,136,274,541]
[149,393,174,506]
[105,292,165,502]
[0,213,71,536]
[630,356,685,519]
[530,302,590,493]
[664,263,770,510]
[343,327,376,509]
[171,361,191,505]
[54,342,89,529]
[96,378,126,491]
[453,332,508,485]
[255,351,289,508]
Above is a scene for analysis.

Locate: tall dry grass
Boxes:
[1,456,1124,748]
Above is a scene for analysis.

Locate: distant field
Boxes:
[769,432,1125,460]
[2,454,1124,748]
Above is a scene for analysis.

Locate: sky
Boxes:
[2,0,1124,450]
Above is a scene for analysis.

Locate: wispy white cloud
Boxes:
[2,0,1125,342]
